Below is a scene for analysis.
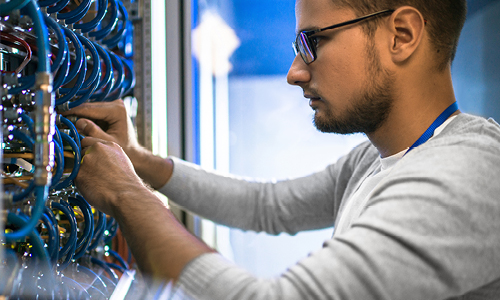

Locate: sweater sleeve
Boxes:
[170,128,500,300]
[157,142,376,235]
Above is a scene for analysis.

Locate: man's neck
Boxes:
[367,73,458,158]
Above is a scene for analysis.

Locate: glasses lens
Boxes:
[293,32,316,64]
[292,42,299,56]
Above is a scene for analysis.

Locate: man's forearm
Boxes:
[129,148,173,190]
[112,187,215,280]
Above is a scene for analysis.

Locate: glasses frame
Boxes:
[293,9,395,64]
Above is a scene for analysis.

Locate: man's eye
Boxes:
[310,36,321,47]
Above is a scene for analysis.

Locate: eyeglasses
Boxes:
[292,9,395,64]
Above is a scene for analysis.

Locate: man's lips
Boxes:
[304,94,323,108]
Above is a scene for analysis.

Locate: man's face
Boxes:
[287,0,394,134]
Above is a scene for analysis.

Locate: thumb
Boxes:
[75,119,110,140]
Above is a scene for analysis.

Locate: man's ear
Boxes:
[386,6,426,64]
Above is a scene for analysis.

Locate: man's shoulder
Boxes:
[433,113,500,153]
[396,113,500,177]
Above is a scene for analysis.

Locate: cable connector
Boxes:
[3,107,22,122]
[17,92,35,106]
[2,73,19,87]
[33,72,54,186]
[56,102,70,112]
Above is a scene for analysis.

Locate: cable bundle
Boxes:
[1,0,136,297]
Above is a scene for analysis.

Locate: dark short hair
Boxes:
[334,0,467,71]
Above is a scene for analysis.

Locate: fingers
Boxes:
[75,118,110,140]
[80,136,107,148]
[61,99,126,123]
[80,136,122,152]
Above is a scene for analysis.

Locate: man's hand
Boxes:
[76,137,214,281]
[64,99,173,189]
[62,100,141,162]
[76,136,148,216]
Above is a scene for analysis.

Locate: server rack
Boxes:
[0,0,162,297]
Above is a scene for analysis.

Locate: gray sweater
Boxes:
[159,113,500,299]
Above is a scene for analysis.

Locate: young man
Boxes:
[67,0,500,298]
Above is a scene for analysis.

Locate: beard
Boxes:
[313,39,395,134]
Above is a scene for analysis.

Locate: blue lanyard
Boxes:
[405,101,458,154]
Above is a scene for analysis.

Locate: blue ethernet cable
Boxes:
[20,111,34,137]
[11,76,35,95]
[120,57,135,97]
[89,0,118,40]
[7,0,52,94]
[59,34,101,108]
[15,75,35,88]
[51,140,65,189]
[52,201,77,259]
[68,195,94,260]
[88,211,106,251]
[103,0,128,48]
[57,33,92,93]
[24,0,51,72]
[41,207,59,263]
[105,51,125,99]
[44,207,60,263]
[8,77,35,95]
[53,50,70,91]
[106,262,126,274]
[74,0,107,32]
[44,15,69,91]
[14,214,56,299]
[61,26,84,86]
[59,115,82,149]
[44,15,67,74]
[11,180,35,203]
[58,0,91,20]
[13,15,68,94]
[12,14,69,94]
[62,0,93,24]
[58,248,76,272]
[91,44,114,102]
[7,212,53,286]
[107,249,129,270]
[76,34,101,92]
[89,257,119,284]
[6,186,48,242]
[47,0,70,14]
[5,196,49,262]
[54,126,63,148]
[51,200,78,270]
[55,45,86,106]
[94,43,113,92]
[53,131,81,190]
[68,70,100,108]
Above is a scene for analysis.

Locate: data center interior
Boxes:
[1,0,500,298]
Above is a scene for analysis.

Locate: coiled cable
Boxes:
[68,195,94,260]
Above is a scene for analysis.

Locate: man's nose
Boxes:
[287,55,311,87]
